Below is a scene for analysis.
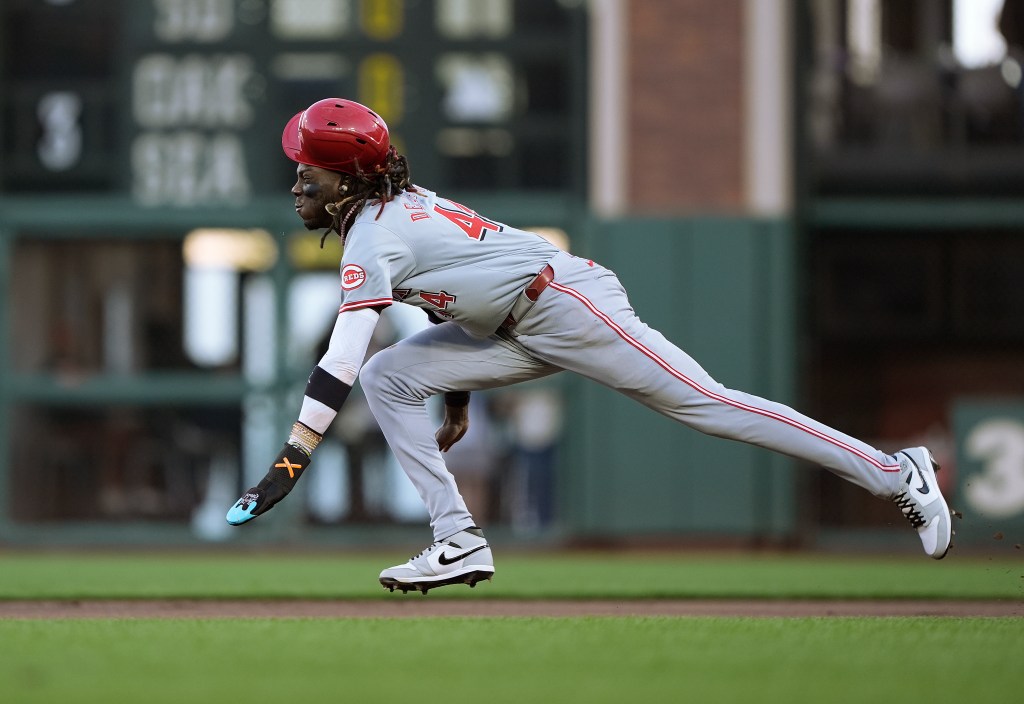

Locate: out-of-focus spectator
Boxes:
[501,387,563,534]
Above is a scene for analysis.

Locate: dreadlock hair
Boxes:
[322,145,416,247]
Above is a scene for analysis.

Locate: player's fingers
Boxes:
[436,425,468,452]
[452,427,468,447]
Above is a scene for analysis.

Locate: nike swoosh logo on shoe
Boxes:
[902,453,931,495]
[437,544,488,565]
[915,469,931,494]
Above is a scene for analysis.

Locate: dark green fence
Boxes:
[562,217,798,540]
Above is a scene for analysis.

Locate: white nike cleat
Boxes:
[379,527,494,594]
[893,447,954,559]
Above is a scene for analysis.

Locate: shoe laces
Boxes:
[409,541,442,561]
[893,492,925,528]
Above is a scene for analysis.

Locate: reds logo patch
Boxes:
[341,264,366,291]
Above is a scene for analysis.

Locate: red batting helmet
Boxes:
[281,98,390,175]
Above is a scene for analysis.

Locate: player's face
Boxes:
[292,164,345,230]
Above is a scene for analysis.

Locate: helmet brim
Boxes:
[281,111,305,165]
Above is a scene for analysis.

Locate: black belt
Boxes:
[501,264,555,330]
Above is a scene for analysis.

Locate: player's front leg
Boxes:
[358,322,556,592]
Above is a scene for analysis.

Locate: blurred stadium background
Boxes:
[1,0,1023,554]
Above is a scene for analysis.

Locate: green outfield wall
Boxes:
[562,217,798,540]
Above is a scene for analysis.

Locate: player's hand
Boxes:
[225,444,310,525]
[436,403,470,452]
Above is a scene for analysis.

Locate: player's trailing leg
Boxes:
[379,527,494,594]
[892,446,955,559]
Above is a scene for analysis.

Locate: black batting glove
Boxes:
[225,444,310,525]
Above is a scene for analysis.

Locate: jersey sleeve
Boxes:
[337,223,414,313]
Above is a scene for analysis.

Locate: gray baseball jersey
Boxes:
[338,187,560,337]
[345,190,905,540]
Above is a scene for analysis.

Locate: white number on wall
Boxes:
[964,418,1024,519]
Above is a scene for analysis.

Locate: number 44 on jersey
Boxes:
[433,199,503,240]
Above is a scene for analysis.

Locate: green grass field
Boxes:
[1,550,1022,599]
[3,617,1021,703]
[1,551,1022,703]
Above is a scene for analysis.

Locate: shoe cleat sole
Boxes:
[380,570,494,595]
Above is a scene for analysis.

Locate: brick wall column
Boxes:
[628,0,746,212]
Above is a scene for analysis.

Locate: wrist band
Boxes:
[289,421,323,456]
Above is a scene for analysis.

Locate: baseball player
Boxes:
[227,98,955,594]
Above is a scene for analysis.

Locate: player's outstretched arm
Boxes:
[226,307,380,525]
